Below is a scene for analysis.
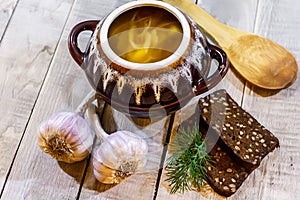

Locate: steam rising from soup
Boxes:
[108,7,183,63]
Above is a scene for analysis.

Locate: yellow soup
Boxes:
[108,7,183,63]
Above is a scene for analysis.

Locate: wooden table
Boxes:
[0,0,299,199]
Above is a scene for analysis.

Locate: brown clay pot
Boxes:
[68,1,229,118]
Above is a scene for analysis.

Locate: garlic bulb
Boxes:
[93,130,148,184]
[87,103,149,184]
[38,91,96,163]
[38,112,93,163]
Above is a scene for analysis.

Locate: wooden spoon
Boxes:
[162,0,298,89]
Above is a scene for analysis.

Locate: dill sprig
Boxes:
[165,125,212,194]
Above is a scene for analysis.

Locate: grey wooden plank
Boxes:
[0,0,18,41]
[0,0,169,198]
[79,104,170,200]
[1,0,138,198]
[0,0,75,194]
[196,0,259,103]
[198,0,258,32]
[1,0,297,199]
[242,0,300,199]
[155,0,261,199]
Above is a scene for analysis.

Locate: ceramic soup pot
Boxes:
[68,0,229,118]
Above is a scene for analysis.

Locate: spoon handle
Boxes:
[162,0,247,49]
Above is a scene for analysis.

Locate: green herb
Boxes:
[165,125,212,194]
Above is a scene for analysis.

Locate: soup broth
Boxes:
[108,7,183,63]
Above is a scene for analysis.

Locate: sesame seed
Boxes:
[263,143,267,147]
[223,186,230,191]
[235,146,240,151]
[226,168,233,173]
[203,102,209,107]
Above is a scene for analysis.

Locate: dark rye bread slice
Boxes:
[198,89,279,166]
[172,108,252,197]
[201,125,257,197]
[171,93,279,197]
[173,109,256,197]
[206,142,253,197]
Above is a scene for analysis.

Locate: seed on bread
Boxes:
[199,89,279,166]
[171,90,280,197]
[206,142,254,197]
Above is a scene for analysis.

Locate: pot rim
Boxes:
[99,0,191,71]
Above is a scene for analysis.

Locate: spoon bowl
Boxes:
[227,34,298,89]
[163,0,298,89]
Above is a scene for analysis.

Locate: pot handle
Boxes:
[68,20,100,67]
[194,44,229,95]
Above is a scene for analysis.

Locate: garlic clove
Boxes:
[93,160,117,178]
[72,143,91,158]
[93,161,115,177]
[38,112,93,163]
[87,102,149,184]
[93,166,119,184]
[92,130,148,184]
[108,134,129,155]
[94,141,122,169]
[122,131,148,154]
[93,160,130,184]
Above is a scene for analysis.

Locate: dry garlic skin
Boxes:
[93,131,148,184]
[38,112,93,163]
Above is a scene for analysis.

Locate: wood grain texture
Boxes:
[0,0,109,198]
[155,100,222,200]
[194,0,260,104]
[0,0,299,199]
[79,103,170,200]
[241,0,300,199]
[0,0,74,194]
[199,0,258,31]
[155,0,265,199]
[0,0,18,40]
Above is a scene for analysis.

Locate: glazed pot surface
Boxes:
[68,1,229,118]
